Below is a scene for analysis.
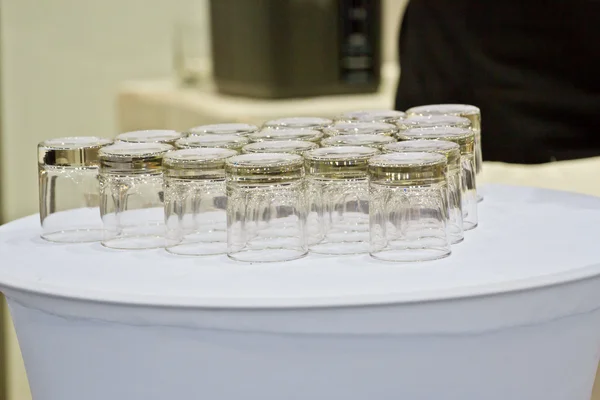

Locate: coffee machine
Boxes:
[209,0,382,99]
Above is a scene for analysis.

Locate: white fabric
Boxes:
[1,185,600,308]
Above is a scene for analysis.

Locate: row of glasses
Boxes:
[226,149,452,262]
[37,106,481,259]
[37,137,455,262]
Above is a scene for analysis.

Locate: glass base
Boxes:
[41,228,104,243]
[464,220,478,231]
[309,240,369,255]
[102,235,165,250]
[166,241,227,256]
[447,223,464,245]
[228,248,307,263]
[449,234,464,245]
[370,247,451,263]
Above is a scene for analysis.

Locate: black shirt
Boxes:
[395,0,600,164]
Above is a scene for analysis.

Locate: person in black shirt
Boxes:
[395,0,600,164]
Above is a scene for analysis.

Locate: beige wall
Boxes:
[0,0,208,399]
[0,0,208,223]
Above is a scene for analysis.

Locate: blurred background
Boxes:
[0,1,406,398]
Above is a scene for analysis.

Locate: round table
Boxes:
[1,185,600,400]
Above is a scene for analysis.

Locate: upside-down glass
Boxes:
[249,128,323,143]
[397,115,472,131]
[163,148,237,256]
[99,142,173,249]
[226,153,307,262]
[186,123,258,136]
[262,117,332,131]
[38,137,112,242]
[116,130,183,145]
[175,134,249,151]
[242,140,318,155]
[337,109,406,123]
[406,104,482,188]
[323,121,399,137]
[398,127,478,230]
[305,146,379,255]
[321,134,395,149]
[369,152,451,262]
[383,140,463,244]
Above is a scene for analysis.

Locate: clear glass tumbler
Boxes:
[398,127,478,231]
[242,140,318,155]
[305,146,380,255]
[383,140,463,244]
[116,130,183,145]
[369,152,451,262]
[406,104,482,183]
[175,134,249,151]
[186,123,258,136]
[38,136,112,242]
[249,128,323,143]
[321,134,396,149]
[163,148,237,256]
[337,109,406,123]
[99,142,173,249]
[262,117,333,131]
[226,153,307,262]
[397,115,471,131]
[323,121,399,137]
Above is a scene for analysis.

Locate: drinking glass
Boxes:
[99,142,173,249]
[38,136,112,242]
[305,146,379,255]
[406,104,483,200]
[398,127,478,230]
[164,148,237,256]
[369,152,451,262]
[383,140,463,244]
[226,153,307,262]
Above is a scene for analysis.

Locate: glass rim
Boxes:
[398,126,474,141]
[242,140,318,153]
[116,129,183,144]
[304,146,379,161]
[369,151,446,168]
[39,136,112,150]
[383,139,460,153]
[324,121,398,136]
[321,133,396,146]
[382,140,461,167]
[398,115,472,129]
[175,134,250,148]
[186,123,258,136]
[226,152,304,169]
[99,142,173,159]
[163,148,238,168]
[406,104,480,117]
[262,116,333,129]
[249,128,323,142]
[338,109,407,122]
[38,137,113,167]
